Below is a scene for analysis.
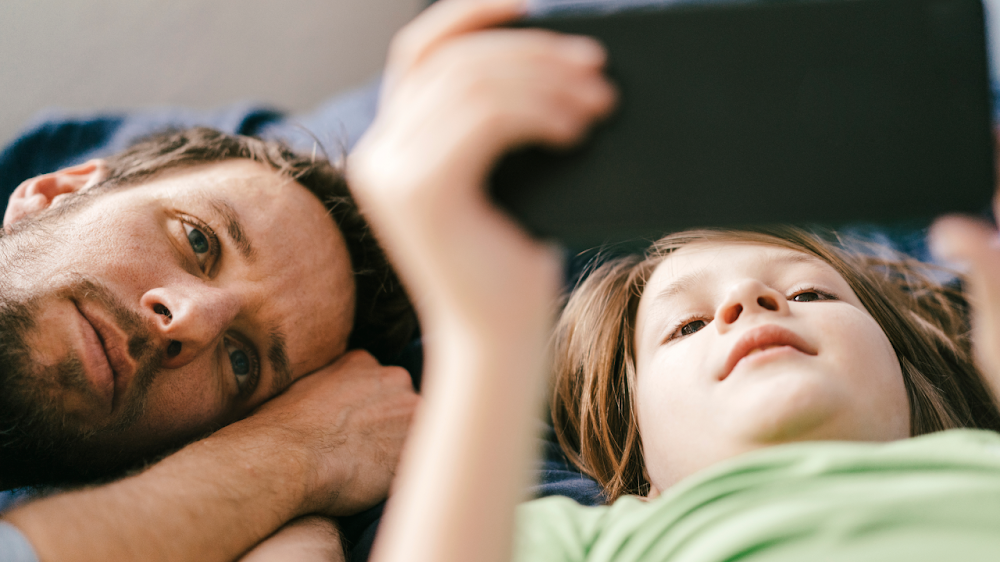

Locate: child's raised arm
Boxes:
[347,1,616,561]
[932,206,1000,404]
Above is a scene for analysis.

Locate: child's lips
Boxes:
[721,324,817,380]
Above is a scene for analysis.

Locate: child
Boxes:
[551,227,1000,500]
[348,0,1000,560]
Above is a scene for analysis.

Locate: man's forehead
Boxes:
[135,159,295,196]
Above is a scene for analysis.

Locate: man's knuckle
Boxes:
[383,365,410,381]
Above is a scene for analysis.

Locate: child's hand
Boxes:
[931,213,1000,398]
[351,5,615,560]
[349,0,616,341]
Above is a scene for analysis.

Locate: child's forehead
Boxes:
[645,241,839,295]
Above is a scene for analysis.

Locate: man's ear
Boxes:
[3,159,108,228]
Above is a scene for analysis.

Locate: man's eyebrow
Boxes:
[267,327,292,395]
[207,198,256,262]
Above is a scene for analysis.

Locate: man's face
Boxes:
[1,160,355,471]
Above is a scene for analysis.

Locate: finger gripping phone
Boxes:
[491,0,996,250]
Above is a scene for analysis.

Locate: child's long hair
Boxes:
[551,227,1000,502]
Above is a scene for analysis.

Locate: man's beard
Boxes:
[0,210,162,489]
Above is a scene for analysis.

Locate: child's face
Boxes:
[633,242,910,491]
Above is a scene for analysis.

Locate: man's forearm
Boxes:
[4,419,313,562]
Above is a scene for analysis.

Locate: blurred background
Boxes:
[2,0,1000,150]
[0,0,425,148]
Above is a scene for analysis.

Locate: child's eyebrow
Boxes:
[651,251,824,306]
[652,269,711,306]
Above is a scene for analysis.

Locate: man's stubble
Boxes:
[0,202,163,487]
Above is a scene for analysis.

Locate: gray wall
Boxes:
[4,0,1000,149]
[0,0,424,147]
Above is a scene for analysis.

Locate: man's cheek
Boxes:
[134,368,230,439]
[24,299,79,371]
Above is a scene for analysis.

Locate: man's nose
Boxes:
[714,279,788,334]
[139,285,242,368]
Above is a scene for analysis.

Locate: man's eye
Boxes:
[186,225,210,254]
[181,219,220,272]
[225,340,259,396]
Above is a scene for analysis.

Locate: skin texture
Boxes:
[4,159,356,457]
[1,162,420,559]
[7,0,1000,560]
[933,211,1000,399]
[348,1,1000,562]
[633,242,911,492]
[240,516,345,562]
[349,1,616,562]
[3,350,418,562]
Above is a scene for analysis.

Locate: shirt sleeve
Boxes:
[0,522,39,562]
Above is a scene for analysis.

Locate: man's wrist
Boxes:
[210,415,319,518]
[227,402,365,517]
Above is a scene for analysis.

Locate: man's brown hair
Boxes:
[551,226,1000,502]
[97,127,416,364]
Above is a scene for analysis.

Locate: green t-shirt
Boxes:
[515,429,1000,562]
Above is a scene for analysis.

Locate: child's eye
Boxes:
[680,319,707,336]
[791,289,836,302]
[665,318,709,343]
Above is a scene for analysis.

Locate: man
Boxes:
[0,128,422,561]
[0,127,416,488]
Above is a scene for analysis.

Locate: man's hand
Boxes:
[4,350,415,562]
[245,350,419,516]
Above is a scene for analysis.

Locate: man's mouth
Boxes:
[721,325,817,380]
[75,301,138,411]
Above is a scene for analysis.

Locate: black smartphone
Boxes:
[491,0,996,250]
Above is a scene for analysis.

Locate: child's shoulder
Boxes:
[515,430,1000,562]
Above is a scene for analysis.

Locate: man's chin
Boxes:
[0,355,148,488]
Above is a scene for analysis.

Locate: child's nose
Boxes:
[716,280,786,329]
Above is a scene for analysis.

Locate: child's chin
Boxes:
[724,371,846,444]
